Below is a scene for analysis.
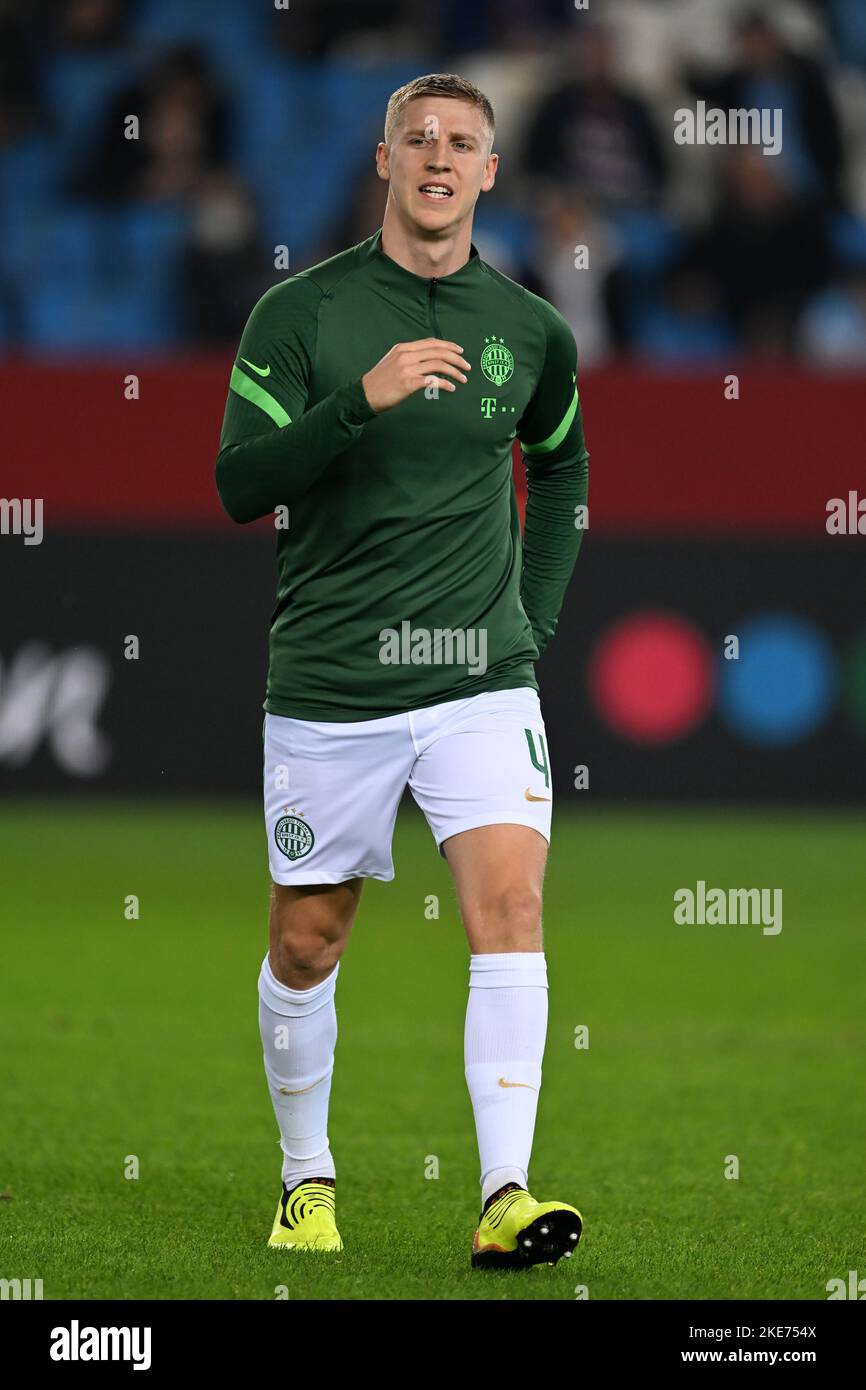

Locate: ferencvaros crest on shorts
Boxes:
[275,813,315,860]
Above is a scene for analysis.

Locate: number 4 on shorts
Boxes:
[524,728,550,789]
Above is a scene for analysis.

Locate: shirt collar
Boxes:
[362,227,486,294]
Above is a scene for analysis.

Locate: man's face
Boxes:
[377,96,497,238]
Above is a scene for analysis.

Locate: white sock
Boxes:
[257,954,338,1190]
[464,951,548,1207]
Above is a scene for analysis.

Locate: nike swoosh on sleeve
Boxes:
[230,365,290,427]
[240,357,271,377]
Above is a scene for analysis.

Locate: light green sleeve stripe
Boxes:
[230,364,291,428]
[521,386,578,456]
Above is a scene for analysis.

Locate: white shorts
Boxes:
[263,686,553,884]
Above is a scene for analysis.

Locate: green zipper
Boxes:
[428,277,441,336]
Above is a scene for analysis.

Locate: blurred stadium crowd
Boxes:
[3,0,866,363]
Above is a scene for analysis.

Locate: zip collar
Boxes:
[362,226,487,297]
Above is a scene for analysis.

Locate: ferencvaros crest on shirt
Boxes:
[480,335,515,386]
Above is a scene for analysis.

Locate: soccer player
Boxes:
[216,73,589,1269]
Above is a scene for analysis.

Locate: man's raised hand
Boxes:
[361,338,471,413]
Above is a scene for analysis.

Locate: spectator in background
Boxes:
[326,163,392,259]
[827,0,866,70]
[55,0,129,48]
[72,45,229,202]
[181,170,274,345]
[679,147,833,356]
[799,267,866,366]
[684,7,845,206]
[0,5,42,146]
[271,0,418,61]
[523,21,667,211]
[631,262,737,364]
[440,0,572,55]
[529,186,623,366]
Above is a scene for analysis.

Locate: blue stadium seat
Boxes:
[3,206,110,285]
[263,168,345,260]
[132,0,268,69]
[610,209,682,278]
[0,137,62,212]
[23,279,177,352]
[632,303,736,364]
[472,207,535,263]
[231,61,336,255]
[229,58,329,180]
[231,59,413,259]
[830,211,866,269]
[42,50,143,162]
[828,0,866,67]
[114,205,190,286]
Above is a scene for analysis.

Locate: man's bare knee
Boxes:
[268,880,361,988]
[463,882,543,954]
[444,824,547,955]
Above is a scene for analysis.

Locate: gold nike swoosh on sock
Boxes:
[524,788,551,802]
[498,1076,538,1090]
[278,1074,329,1096]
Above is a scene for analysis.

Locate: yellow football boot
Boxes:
[472,1183,582,1269]
[268,1178,343,1251]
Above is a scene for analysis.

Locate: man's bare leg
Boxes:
[267,880,362,987]
[444,823,546,954]
[260,880,361,1200]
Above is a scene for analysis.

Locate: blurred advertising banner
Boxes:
[1,363,863,800]
[1,531,863,802]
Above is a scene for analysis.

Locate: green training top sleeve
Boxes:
[215,277,377,524]
[516,300,590,657]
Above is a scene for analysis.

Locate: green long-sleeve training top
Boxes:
[216,227,589,721]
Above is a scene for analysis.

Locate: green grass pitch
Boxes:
[1,801,863,1301]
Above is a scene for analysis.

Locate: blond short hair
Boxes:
[384,73,495,155]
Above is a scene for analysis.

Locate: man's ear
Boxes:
[376,141,391,181]
[481,151,499,193]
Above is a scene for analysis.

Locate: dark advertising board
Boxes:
[2,531,863,801]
